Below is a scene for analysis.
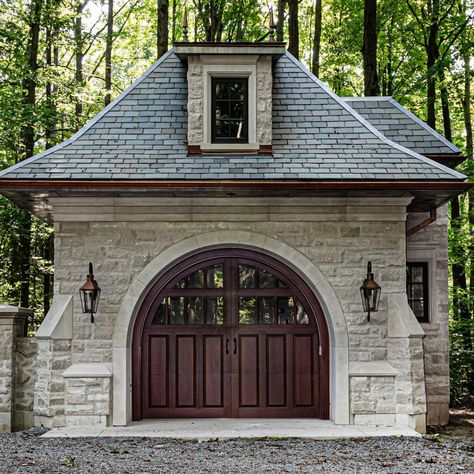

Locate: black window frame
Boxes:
[211,77,249,144]
[406,262,429,323]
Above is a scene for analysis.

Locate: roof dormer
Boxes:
[175,42,285,154]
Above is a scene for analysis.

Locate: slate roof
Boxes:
[342,96,461,156]
[0,49,465,182]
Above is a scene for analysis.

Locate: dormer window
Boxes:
[177,43,285,154]
[212,78,248,143]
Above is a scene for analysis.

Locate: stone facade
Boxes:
[407,205,450,425]
[0,198,451,432]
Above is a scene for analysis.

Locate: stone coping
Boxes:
[0,304,33,317]
[63,363,112,379]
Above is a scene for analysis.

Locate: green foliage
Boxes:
[449,316,474,405]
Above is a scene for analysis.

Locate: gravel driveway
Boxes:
[0,429,472,473]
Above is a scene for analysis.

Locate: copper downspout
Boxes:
[406,208,437,237]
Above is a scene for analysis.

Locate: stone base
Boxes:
[353,413,426,434]
[426,403,449,426]
[13,410,34,431]
[65,415,108,427]
[34,414,66,429]
[0,412,12,433]
[353,414,396,427]
[395,413,426,434]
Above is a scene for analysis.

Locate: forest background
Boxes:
[0,0,472,405]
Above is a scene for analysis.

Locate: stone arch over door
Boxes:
[112,230,349,425]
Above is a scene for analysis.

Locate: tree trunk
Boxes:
[171,0,176,42]
[426,0,439,128]
[362,0,378,96]
[386,14,394,96]
[157,0,168,58]
[19,0,42,309]
[287,0,299,59]
[463,52,473,163]
[74,1,84,121]
[438,68,451,142]
[311,0,322,76]
[276,0,285,42]
[45,17,54,149]
[105,0,113,105]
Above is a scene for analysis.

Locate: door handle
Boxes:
[226,338,229,354]
[233,338,237,354]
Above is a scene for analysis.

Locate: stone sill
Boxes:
[63,363,112,379]
[349,362,397,377]
[199,142,260,153]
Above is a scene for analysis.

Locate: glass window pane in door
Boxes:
[188,269,204,288]
[296,300,309,324]
[239,264,256,288]
[259,297,276,324]
[207,297,224,324]
[188,297,204,324]
[152,299,166,325]
[239,297,256,324]
[277,297,295,324]
[258,269,275,288]
[169,297,185,324]
[207,265,223,288]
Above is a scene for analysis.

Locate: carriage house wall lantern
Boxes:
[79,262,101,323]
[360,261,381,322]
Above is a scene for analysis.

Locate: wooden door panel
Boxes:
[136,250,329,420]
[266,335,287,407]
[293,334,314,407]
[239,335,259,407]
[176,335,196,407]
[203,335,224,407]
[149,335,168,407]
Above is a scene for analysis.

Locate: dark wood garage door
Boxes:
[132,249,329,420]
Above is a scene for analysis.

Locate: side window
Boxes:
[406,262,429,323]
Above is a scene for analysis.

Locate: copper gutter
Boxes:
[406,208,437,237]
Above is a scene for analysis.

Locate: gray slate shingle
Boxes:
[0,50,464,181]
[342,97,461,156]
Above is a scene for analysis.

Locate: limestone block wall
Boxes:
[350,376,397,425]
[0,320,15,431]
[41,196,428,428]
[0,305,31,432]
[14,337,37,430]
[407,204,450,425]
[33,339,71,427]
[65,377,111,427]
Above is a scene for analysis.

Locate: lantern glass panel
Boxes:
[360,288,369,312]
[92,288,101,313]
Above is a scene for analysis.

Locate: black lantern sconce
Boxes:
[79,262,101,323]
[360,261,381,322]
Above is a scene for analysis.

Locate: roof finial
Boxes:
[183,5,189,42]
[268,6,276,42]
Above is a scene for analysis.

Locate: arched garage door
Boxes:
[132,248,329,420]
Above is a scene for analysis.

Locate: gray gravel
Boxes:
[0,428,472,473]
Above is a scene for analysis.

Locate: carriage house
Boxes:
[0,41,471,434]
